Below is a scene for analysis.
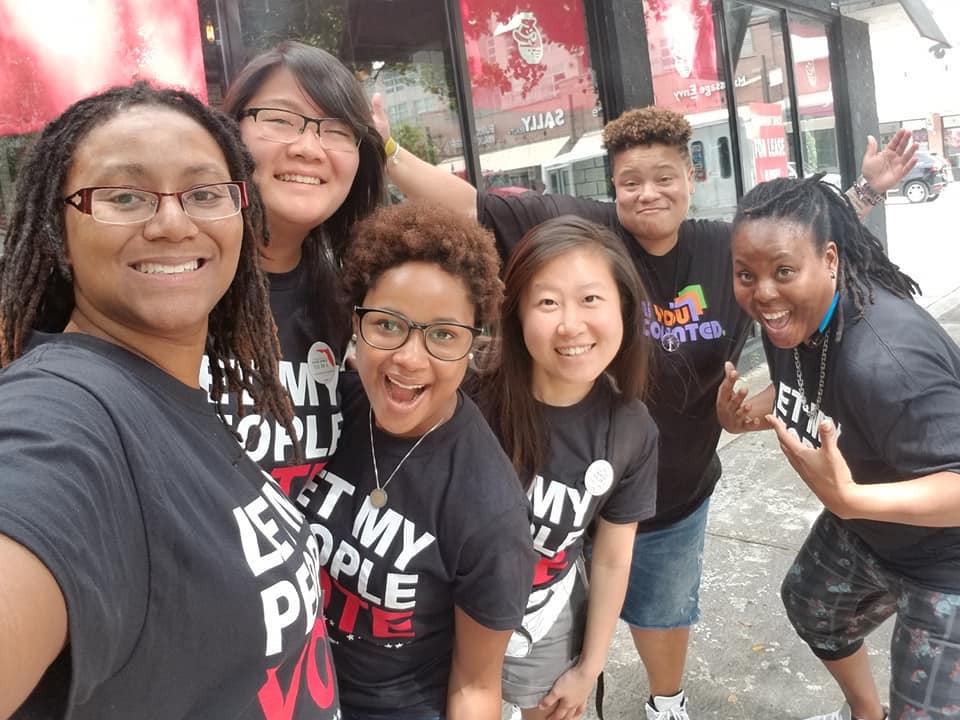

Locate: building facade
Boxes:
[0,0,887,242]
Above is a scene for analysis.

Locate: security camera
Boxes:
[930,43,948,59]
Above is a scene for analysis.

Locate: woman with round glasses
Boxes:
[295,200,536,720]
[0,83,339,719]
[213,41,385,495]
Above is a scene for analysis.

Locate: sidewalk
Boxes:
[586,286,960,720]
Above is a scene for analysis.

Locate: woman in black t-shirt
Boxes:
[471,216,659,719]
[0,85,339,720]
[213,41,385,491]
[719,177,960,720]
[296,201,536,720]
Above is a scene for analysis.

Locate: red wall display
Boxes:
[750,102,790,182]
[0,0,207,136]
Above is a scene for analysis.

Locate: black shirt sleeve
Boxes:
[0,366,149,702]
[599,400,659,525]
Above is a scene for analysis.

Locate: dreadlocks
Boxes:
[0,82,299,455]
[733,175,920,319]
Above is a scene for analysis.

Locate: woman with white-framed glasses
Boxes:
[294,200,536,720]
[213,41,386,496]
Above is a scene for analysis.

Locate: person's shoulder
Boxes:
[479,190,614,224]
[446,393,526,498]
[681,217,732,244]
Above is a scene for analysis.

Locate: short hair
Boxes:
[0,82,297,448]
[222,40,385,262]
[473,215,653,482]
[340,201,503,328]
[733,176,920,322]
[603,106,692,160]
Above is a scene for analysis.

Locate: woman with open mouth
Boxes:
[294,200,537,720]
[719,176,960,720]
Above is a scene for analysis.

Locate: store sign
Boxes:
[493,12,544,65]
[0,0,207,136]
[517,109,565,134]
[750,103,789,182]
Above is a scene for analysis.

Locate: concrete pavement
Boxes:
[585,286,960,720]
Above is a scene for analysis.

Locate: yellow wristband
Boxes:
[384,136,397,157]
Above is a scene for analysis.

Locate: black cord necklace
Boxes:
[639,243,683,352]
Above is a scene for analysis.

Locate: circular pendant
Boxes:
[661,330,681,353]
[369,488,388,508]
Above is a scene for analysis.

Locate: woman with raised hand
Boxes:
[719,176,960,720]
[373,98,916,718]
[0,83,338,719]
[295,201,537,720]
[472,216,659,720]
[216,41,385,494]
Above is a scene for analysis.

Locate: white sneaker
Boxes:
[645,691,690,720]
[507,704,521,720]
[803,705,852,720]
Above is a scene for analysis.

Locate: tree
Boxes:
[393,123,439,164]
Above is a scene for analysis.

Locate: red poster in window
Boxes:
[750,102,789,182]
[459,0,595,114]
[644,0,723,114]
[0,0,207,137]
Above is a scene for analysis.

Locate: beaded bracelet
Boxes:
[852,175,885,206]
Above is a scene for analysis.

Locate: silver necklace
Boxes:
[793,330,830,415]
[367,407,444,509]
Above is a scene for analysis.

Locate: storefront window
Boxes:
[943,115,960,181]
[643,0,737,220]
[460,0,605,197]
[724,1,794,194]
[788,14,840,186]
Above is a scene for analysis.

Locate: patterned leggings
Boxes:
[781,513,960,720]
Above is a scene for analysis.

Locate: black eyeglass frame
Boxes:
[240,107,363,148]
[62,182,249,223]
[353,306,482,362]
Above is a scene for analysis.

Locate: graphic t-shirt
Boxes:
[295,373,537,714]
[763,288,960,591]
[477,192,752,528]
[0,334,339,720]
[509,375,658,654]
[201,261,346,496]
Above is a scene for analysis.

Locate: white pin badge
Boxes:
[584,459,614,496]
[306,341,339,386]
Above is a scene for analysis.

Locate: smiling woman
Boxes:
[0,83,340,719]
[294,201,536,720]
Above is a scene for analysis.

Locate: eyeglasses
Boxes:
[63,182,248,225]
[241,107,361,151]
[354,306,481,362]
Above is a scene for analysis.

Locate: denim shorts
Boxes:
[619,496,710,629]
[782,512,960,720]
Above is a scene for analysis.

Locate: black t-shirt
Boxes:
[477,192,752,528]
[0,334,339,720]
[763,288,960,591]
[508,376,658,653]
[295,373,537,714]
[201,261,346,496]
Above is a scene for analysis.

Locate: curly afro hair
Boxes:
[341,201,503,327]
[602,106,692,160]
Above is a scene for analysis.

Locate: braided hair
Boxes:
[0,82,298,451]
[733,175,919,319]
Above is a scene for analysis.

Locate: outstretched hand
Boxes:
[370,92,391,143]
[860,128,918,194]
[766,414,860,518]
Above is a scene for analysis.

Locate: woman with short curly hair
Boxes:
[295,200,536,720]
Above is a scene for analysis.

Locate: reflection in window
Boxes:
[642,0,735,220]
[788,15,840,185]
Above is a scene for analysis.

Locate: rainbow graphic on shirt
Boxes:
[642,284,725,346]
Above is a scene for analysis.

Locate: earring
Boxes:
[830,271,836,279]
[351,333,358,342]
[467,352,474,361]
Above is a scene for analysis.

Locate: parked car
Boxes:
[787,161,842,188]
[888,150,947,203]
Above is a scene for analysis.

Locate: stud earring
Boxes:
[830,271,836,279]
[467,352,474,361]
[351,333,358,342]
